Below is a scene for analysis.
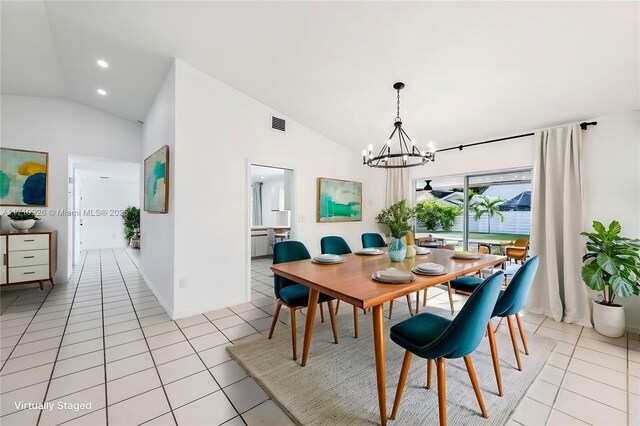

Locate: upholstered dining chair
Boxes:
[361,232,386,249]
[269,241,339,361]
[506,238,529,264]
[485,256,539,396]
[390,271,504,426]
[320,236,365,338]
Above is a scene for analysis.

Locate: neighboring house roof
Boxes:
[499,191,531,211]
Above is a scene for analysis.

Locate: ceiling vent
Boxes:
[271,116,286,132]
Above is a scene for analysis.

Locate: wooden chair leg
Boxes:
[268,300,283,339]
[463,355,488,418]
[406,295,414,316]
[327,300,339,344]
[446,282,455,315]
[320,302,325,323]
[506,315,522,370]
[335,299,340,315]
[353,305,359,338]
[423,288,428,307]
[515,313,529,355]
[415,291,420,313]
[390,350,413,420]
[388,300,394,320]
[486,322,504,396]
[290,307,297,361]
[427,359,433,389]
[436,358,447,426]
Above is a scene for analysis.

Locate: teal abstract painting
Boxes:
[144,145,169,213]
[317,177,362,222]
[0,148,48,206]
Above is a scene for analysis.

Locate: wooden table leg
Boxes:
[301,288,320,367]
[372,304,387,426]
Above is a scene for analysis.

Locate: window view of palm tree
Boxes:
[415,170,532,250]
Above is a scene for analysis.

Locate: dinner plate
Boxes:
[371,272,415,284]
[415,262,445,272]
[452,253,481,260]
[355,249,385,256]
[316,254,341,261]
[412,266,448,276]
[415,247,431,255]
[312,257,346,264]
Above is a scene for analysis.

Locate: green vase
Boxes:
[388,238,406,262]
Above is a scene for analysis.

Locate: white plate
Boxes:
[415,247,431,255]
[415,262,445,272]
[316,254,341,261]
[355,249,385,256]
[312,258,346,265]
[452,253,481,260]
[412,266,448,276]
[371,273,415,284]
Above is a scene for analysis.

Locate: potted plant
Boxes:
[376,200,416,262]
[7,211,40,231]
[122,206,140,246]
[581,220,640,337]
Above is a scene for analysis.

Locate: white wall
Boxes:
[411,111,640,331]
[168,59,386,318]
[1,95,141,282]
[140,64,176,316]
[260,177,289,227]
[78,178,139,250]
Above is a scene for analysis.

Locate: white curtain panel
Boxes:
[385,158,410,206]
[526,123,591,326]
[252,183,263,226]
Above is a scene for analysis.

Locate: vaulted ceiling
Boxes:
[2,1,638,153]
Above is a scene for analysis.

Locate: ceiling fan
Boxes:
[416,180,433,192]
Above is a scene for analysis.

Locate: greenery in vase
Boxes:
[122,206,140,241]
[376,200,416,239]
[471,195,505,234]
[581,220,640,306]
[416,200,461,231]
[7,212,40,221]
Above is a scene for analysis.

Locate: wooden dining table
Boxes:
[270,248,507,426]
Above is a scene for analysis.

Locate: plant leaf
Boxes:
[597,252,618,275]
[582,262,606,291]
[609,274,635,298]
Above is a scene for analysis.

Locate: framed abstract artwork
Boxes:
[317,177,362,222]
[144,145,169,213]
[0,148,49,206]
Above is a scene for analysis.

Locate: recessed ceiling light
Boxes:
[97,59,109,68]
[260,176,265,180]
[97,89,107,96]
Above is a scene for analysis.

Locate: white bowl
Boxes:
[10,219,36,231]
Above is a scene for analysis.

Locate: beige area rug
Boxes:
[228,307,555,426]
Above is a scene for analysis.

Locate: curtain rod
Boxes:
[436,121,597,153]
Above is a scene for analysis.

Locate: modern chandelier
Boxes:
[363,82,435,169]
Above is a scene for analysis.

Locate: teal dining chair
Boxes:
[390,271,504,426]
[320,236,364,338]
[361,233,386,249]
[269,241,339,361]
[486,256,539,396]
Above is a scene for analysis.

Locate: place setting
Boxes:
[371,267,416,284]
[415,246,431,255]
[311,253,346,264]
[354,247,385,256]
[412,262,448,276]
[452,250,482,260]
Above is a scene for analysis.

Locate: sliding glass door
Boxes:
[415,169,532,251]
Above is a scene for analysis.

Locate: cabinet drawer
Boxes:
[9,234,49,251]
[9,265,49,283]
[9,250,49,267]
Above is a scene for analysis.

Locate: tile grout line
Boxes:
[110,248,179,425]
[99,250,109,425]
[35,251,88,426]
[0,286,55,372]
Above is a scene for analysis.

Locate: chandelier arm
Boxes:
[399,128,415,154]
[378,127,398,158]
[398,129,412,155]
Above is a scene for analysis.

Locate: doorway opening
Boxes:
[68,155,141,275]
[248,164,293,302]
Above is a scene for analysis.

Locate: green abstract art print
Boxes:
[144,145,169,213]
[317,177,362,222]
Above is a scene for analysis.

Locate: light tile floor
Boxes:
[0,251,637,425]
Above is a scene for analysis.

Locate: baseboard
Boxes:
[137,268,174,319]
[172,296,249,321]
